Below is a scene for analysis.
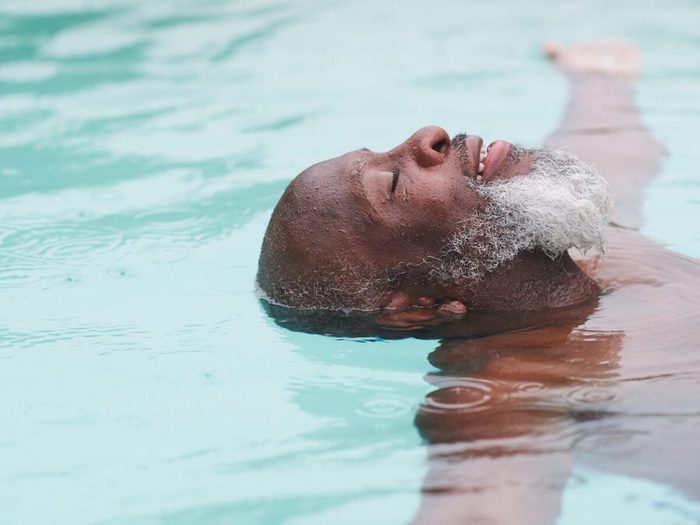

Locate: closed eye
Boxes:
[391,168,400,194]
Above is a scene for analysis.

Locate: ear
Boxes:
[374,291,467,331]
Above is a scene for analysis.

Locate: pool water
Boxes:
[1,1,699,524]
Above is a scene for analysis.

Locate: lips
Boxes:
[455,134,512,183]
[464,135,483,177]
[481,140,512,182]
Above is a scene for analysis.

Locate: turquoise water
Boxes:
[1,1,699,524]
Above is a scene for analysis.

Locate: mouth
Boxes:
[454,134,512,183]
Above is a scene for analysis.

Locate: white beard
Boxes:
[440,147,614,281]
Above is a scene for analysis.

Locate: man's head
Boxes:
[257,126,612,329]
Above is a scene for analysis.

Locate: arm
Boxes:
[544,41,665,229]
[412,323,622,525]
[411,42,650,525]
[412,324,623,525]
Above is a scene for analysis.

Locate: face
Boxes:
[258,126,535,309]
[298,126,532,264]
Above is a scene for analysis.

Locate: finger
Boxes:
[437,300,467,321]
[542,40,563,60]
[385,292,411,311]
[377,311,442,330]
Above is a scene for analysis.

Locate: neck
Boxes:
[461,249,599,310]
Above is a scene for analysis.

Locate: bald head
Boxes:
[258,154,384,309]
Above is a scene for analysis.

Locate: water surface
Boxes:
[1,1,699,524]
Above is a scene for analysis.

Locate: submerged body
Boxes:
[414,226,700,524]
[257,41,700,523]
[411,43,700,524]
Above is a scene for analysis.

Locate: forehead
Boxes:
[284,150,371,219]
[297,150,367,184]
[288,150,371,208]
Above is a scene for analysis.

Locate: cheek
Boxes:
[379,179,479,253]
[411,178,477,223]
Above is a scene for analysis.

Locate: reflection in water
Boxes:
[410,231,700,523]
[2,0,700,524]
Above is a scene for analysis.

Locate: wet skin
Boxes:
[410,44,700,524]
[258,42,700,524]
[258,125,597,327]
[413,229,700,524]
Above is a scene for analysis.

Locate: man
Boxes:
[258,42,700,524]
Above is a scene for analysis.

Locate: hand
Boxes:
[543,40,639,78]
[375,293,466,330]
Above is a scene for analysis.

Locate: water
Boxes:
[1,0,699,524]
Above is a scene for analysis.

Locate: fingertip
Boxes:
[542,40,562,59]
[415,296,436,307]
[438,300,467,320]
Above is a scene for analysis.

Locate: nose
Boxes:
[398,126,451,168]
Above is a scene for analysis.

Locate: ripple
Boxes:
[0,225,129,287]
[356,397,411,418]
[0,264,44,288]
[422,380,504,414]
[574,428,646,455]
[514,381,545,393]
[567,385,619,407]
[2,226,127,263]
[0,322,147,350]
